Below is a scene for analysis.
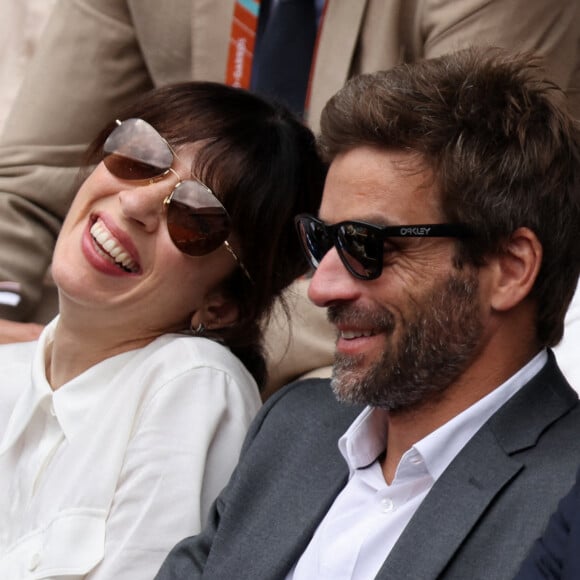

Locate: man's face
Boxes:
[307,147,483,413]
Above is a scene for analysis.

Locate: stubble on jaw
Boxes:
[329,268,482,413]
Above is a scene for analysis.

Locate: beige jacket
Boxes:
[0,0,578,390]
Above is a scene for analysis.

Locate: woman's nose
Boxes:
[118,177,177,232]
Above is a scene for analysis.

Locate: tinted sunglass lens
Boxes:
[338,223,382,280]
[166,181,231,256]
[103,118,173,180]
[297,217,331,267]
[103,153,165,181]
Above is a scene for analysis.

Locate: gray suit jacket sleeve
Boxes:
[154,378,362,579]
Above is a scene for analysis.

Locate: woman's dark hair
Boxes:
[319,47,580,347]
[86,82,326,386]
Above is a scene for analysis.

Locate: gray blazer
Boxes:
[155,352,580,579]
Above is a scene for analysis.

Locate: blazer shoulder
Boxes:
[239,378,363,458]
[490,352,579,454]
[263,377,361,422]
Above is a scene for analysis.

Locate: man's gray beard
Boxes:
[329,269,482,413]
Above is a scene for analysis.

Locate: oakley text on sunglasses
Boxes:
[295,214,473,281]
[103,118,252,282]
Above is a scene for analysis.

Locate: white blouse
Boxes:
[0,318,262,579]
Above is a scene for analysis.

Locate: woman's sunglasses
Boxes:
[295,214,472,281]
[102,118,252,282]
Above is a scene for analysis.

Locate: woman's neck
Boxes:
[46,316,156,390]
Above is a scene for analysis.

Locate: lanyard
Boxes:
[226,0,262,90]
[226,0,328,118]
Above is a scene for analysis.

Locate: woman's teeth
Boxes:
[90,220,138,273]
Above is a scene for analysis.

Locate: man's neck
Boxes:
[380,340,542,484]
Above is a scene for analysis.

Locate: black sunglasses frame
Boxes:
[295,213,473,281]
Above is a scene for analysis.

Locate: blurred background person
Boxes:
[515,467,580,579]
[0,0,57,132]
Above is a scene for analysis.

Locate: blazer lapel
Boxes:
[272,454,352,576]
[191,0,236,82]
[227,444,350,579]
[376,430,522,579]
[377,352,577,579]
[128,0,193,84]
[308,0,367,128]
[215,387,363,580]
[309,0,404,129]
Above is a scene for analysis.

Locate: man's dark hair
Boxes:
[319,46,580,346]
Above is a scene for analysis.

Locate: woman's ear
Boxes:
[489,227,542,312]
[190,290,239,332]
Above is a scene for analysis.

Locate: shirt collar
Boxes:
[416,349,548,481]
[0,320,57,454]
[338,349,548,480]
[1,317,139,451]
[339,406,388,474]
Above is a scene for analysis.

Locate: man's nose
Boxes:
[307,247,362,307]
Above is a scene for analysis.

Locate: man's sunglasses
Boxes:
[102,118,252,282]
[295,214,472,281]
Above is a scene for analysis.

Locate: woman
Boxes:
[0,82,325,578]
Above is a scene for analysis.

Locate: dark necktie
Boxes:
[250,0,318,117]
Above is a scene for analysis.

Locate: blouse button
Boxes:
[380,497,395,513]
[28,551,41,571]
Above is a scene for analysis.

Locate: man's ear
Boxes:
[190,291,240,331]
[489,227,542,312]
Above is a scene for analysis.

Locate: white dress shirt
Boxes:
[288,350,548,580]
[0,317,261,579]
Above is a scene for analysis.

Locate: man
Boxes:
[0,0,579,395]
[153,47,580,579]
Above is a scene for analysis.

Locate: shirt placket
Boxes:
[24,402,65,503]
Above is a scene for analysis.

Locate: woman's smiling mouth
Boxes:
[90,219,139,273]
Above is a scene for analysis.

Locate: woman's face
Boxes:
[52,145,239,336]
